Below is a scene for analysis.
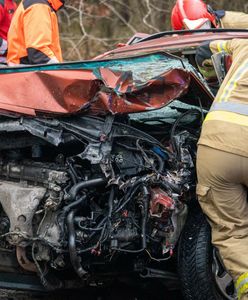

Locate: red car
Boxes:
[0,28,247,300]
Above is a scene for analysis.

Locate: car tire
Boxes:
[177,209,236,300]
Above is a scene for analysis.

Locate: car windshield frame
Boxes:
[135,28,248,44]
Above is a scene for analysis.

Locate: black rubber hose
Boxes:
[60,195,87,242]
[64,178,107,278]
[63,195,87,215]
[64,178,106,215]
[69,178,107,200]
[160,181,181,195]
[67,210,88,278]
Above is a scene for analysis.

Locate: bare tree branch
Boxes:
[59,0,247,61]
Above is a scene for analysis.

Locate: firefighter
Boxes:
[195,38,248,300]
[171,0,248,30]
[7,0,65,66]
[0,0,17,63]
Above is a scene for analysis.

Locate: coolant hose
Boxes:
[65,178,107,278]
[69,178,107,200]
[67,209,88,278]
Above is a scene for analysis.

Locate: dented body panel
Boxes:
[0,53,212,116]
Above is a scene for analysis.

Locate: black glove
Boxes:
[213,10,226,20]
[195,41,212,67]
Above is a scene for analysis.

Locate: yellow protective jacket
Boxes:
[7,0,63,65]
[198,39,248,157]
[220,11,248,29]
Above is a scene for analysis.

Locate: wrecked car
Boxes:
[0,28,247,300]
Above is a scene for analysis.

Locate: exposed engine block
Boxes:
[0,112,199,289]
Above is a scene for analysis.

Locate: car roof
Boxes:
[95,29,248,60]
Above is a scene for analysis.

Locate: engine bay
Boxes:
[0,99,205,290]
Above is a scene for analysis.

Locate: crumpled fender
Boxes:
[0,67,191,116]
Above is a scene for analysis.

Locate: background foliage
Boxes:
[59,0,248,60]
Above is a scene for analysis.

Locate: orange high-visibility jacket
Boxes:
[7,0,63,65]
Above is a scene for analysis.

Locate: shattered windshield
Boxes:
[92,54,197,84]
[0,52,197,83]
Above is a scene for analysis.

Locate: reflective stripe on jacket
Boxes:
[210,101,248,116]
[235,272,248,300]
[198,39,248,157]
[7,0,62,65]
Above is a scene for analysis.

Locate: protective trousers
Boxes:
[196,145,248,300]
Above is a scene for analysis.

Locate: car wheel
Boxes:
[177,210,237,300]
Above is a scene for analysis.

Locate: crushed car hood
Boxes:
[0,52,213,116]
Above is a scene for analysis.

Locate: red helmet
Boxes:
[171,0,218,30]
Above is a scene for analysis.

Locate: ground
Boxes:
[0,286,183,300]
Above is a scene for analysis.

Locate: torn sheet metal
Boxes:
[0,53,210,117]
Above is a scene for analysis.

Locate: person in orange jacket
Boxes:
[171,0,248,30]
[0,0,17,63]
[7,0,64,65]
